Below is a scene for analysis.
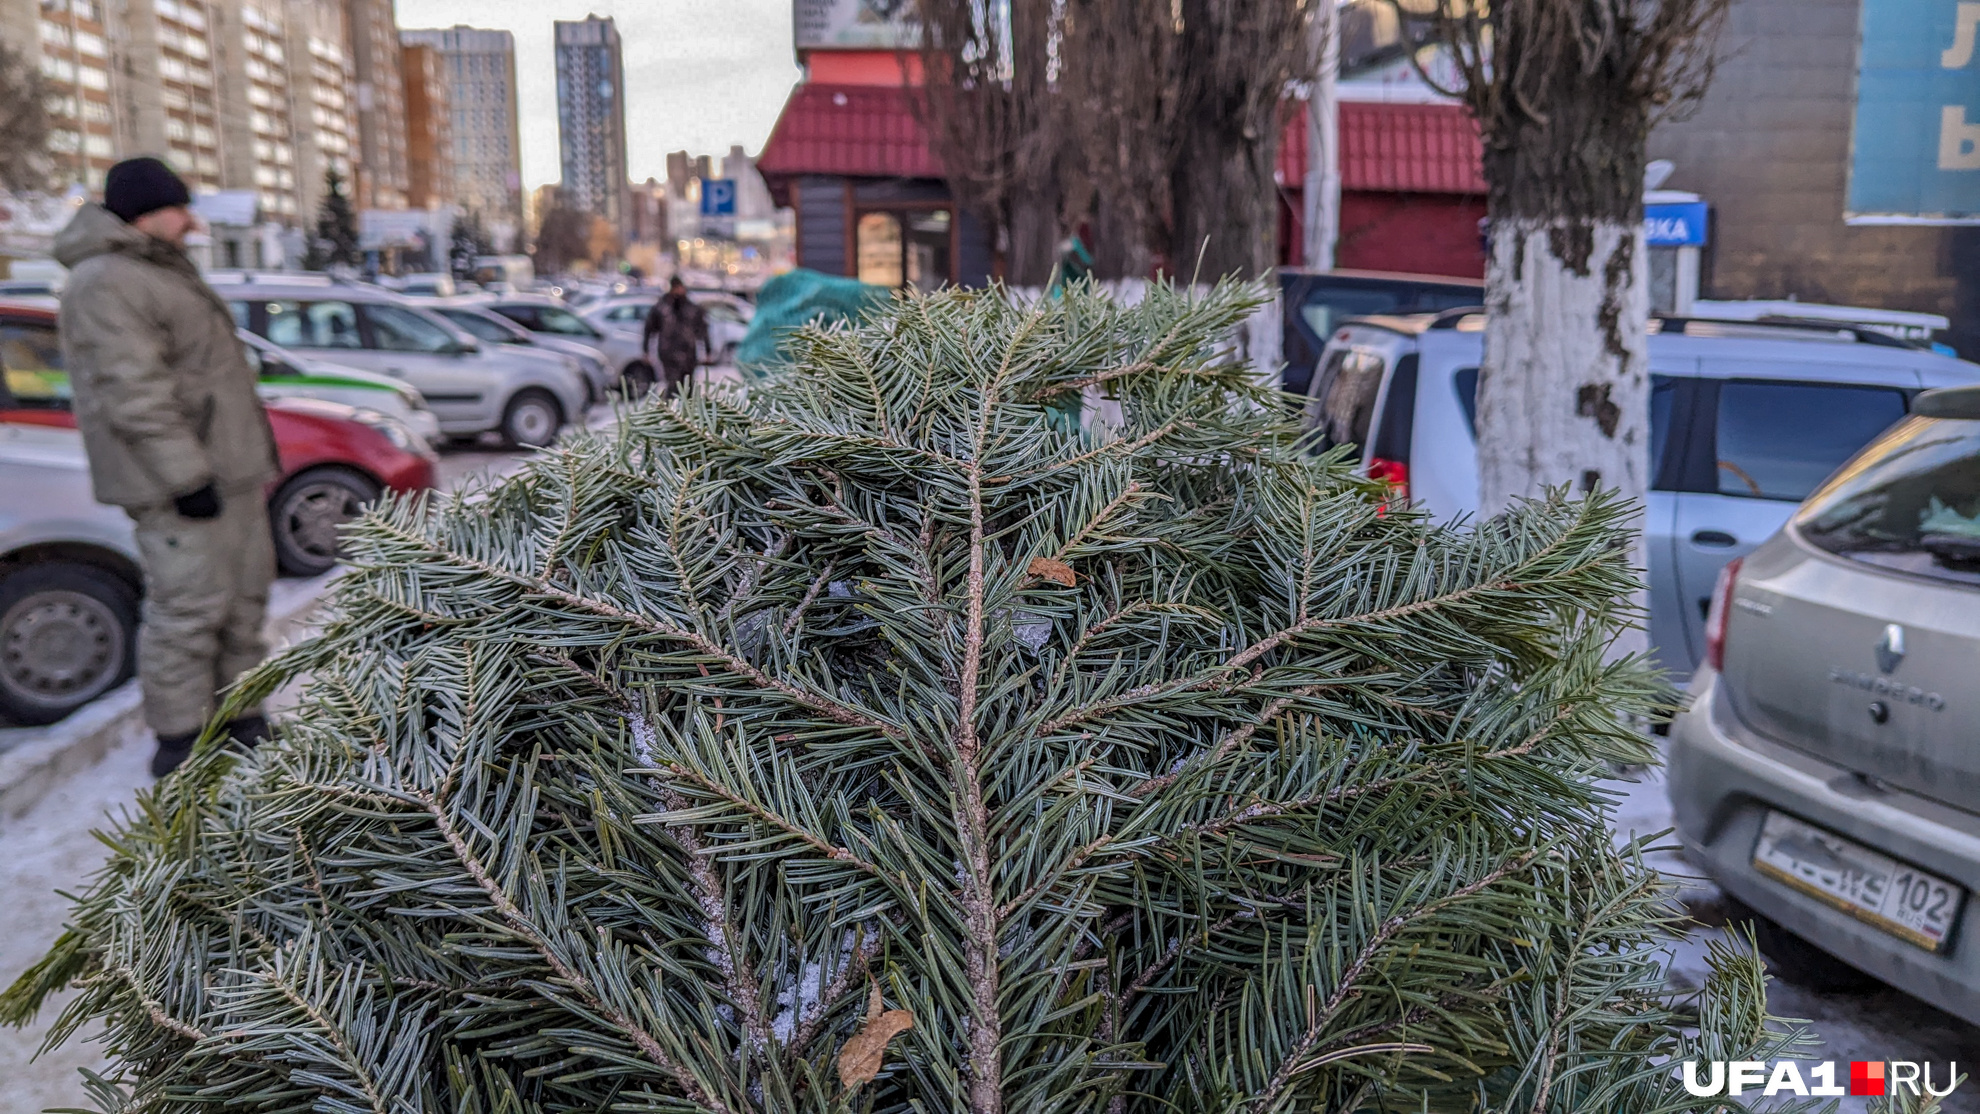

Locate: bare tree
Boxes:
[912,0,1066,283]
[0,43,53,194]
[1403,0,1728,521]
[1167,0,1324,280]
[915,0,1324,283]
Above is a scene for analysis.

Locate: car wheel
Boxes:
[270,467,381,577]
[620,362,657,401]
[1729,899,1882,994]
[0,562,138,725]
[501,388,564,448]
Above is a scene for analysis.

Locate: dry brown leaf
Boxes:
[1029,557,1077,587]
[837,982,915,1090]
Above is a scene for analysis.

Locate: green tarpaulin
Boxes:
[735,268,891,375]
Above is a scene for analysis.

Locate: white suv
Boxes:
[1307,313,1980,674]
[224,282,590,447]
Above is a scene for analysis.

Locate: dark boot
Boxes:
[150,730,199,778]
[227,714,270,749]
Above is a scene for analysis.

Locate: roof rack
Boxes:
[1411,309,1917,349]
[1652,315,1916,349]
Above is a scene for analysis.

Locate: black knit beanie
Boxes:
[104,157,192,223]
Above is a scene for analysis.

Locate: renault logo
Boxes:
[1875,624,1906,674]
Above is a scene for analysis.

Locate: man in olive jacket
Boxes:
[55,158,281,776]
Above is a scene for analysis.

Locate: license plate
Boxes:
[1752,811,1964,952]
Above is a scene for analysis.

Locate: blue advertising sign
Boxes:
[1849,0,1980,223]
[1644,201,1709,246]
[701,179,737,217]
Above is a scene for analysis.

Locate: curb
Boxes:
[0,569,341,825]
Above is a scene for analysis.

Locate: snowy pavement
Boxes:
[1609,759,1980,1112]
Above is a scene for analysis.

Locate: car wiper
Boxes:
[1919,533,1980,568]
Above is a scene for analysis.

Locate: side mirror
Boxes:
[449,340,481,356]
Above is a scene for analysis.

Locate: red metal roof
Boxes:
[758,82,1482,195]
[757,83,942,181]
[1279,101,1486,195]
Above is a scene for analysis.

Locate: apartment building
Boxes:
[11,0,120,191]
[400,26,524,237]
[554,15,628,234]
[399,42,452,210]
[210,0,299,219]
[114,0,226,192]
[345,0,407,210]
[283,0,358,222]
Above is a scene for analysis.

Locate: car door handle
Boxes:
[1691,529,1738,548]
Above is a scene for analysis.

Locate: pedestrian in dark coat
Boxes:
[640,277,709,398]
[55,158,281,777]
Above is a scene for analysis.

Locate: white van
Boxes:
[1307,312,1980,673]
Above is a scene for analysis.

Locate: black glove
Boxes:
[173,482,222,520]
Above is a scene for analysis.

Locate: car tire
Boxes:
[0,562,138,726]
[269,467,381,577]
[620,362,657,401]
[501,388,564,448]
[1729,899,1882,994]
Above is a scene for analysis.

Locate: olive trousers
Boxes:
[127,485,274,738]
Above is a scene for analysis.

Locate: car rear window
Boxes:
[1797,415,1980,586]
[1311,349,1386,453]
[1453,368,1677,484]
[1714,381,1907,501]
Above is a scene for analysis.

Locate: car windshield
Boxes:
[443,310,523,343]
[1796,414,1980,586]
[365,304,458,353]
[536,307,599,338]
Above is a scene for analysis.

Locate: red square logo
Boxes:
[1851,1061,1886,1097]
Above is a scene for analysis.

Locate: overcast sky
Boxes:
[394,0,802,190]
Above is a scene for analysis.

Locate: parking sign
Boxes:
[701,179,737,217]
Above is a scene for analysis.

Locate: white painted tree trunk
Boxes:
[1302,0,1341,271]
[1476,219,1650,513]
[1476,218,1651,648]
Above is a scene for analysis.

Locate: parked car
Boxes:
[2,299,442,451]
[418,300,616,403]
[580,291,753,366]
[222,281,590,447]
[1668,384,1980,1023]
[1279,269,1483,397]
[477,295,654,398]
[240,329,443,446]
[0,421,142,724]
[0,391,435,578]
[391,272,456,298]
[0,305,436,577]
[1306,312,1980,674]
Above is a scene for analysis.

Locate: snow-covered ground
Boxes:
[1610,759,1979,1112]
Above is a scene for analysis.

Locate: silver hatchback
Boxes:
[1669,384,1980,1022]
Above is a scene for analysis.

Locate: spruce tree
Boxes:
[6,284,1851,1113]
[306,168,360,270]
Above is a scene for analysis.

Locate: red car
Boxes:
[0,300,436,576]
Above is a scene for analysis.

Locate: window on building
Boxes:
[856,213,902,288]
[856,209,952,291]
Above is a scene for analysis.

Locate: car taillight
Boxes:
[1367,457,1410,502]
[1704,557,1742,673]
